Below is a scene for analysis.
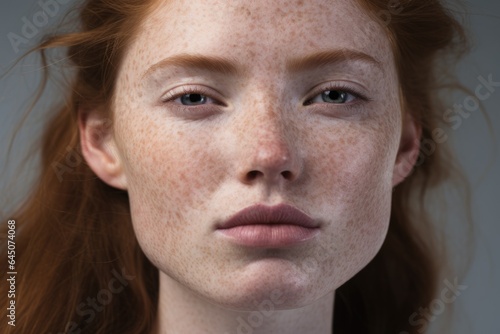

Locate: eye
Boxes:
[307,89,357,105]
[179,93,208,106]
[160,86,225,119]
[161,86,221,107]
[320,90,352,103]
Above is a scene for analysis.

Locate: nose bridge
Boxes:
[235,87,302,185]
[251,116,289,164]
[244,79,289,139]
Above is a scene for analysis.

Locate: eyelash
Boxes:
[303,84,369,106]
[161,84,370,107]
[161,86,222,105]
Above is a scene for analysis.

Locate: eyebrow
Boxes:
[287,49,382,72]
[142,54,240,79]
[142,49,382,79]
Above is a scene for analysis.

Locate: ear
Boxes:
[392,113,422,187]
[78,109,127,190]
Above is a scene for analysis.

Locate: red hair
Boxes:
[1,0,470,333]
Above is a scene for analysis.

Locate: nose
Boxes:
[235,107,303,186]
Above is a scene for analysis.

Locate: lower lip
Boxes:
[216,224,320,247]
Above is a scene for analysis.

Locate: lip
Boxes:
[215,203,320,247]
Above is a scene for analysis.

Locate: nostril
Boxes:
[247,170,260,180]
[281,170,293,180]
[247,170,293,181]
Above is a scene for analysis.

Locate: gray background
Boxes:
[1,0,499,333]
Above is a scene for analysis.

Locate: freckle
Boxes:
[346,136,355,146]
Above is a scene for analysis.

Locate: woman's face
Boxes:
[97,0,415,309]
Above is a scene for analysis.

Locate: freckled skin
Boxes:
[96,0,414,333]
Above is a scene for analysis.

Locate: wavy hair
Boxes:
[0,0,470,333]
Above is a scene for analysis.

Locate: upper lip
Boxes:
[217,203,319,229]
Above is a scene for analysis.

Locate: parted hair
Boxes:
[1,0,470,333]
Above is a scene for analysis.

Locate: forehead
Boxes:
[126,0,393,77]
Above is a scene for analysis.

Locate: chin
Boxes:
[207,258,333,311]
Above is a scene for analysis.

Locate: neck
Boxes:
[153,272,335,334]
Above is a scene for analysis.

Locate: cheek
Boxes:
[115,114,225,262]
[308,124,396,283]
[309,117,397,208]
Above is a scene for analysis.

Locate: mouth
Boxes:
[215,203,320,248]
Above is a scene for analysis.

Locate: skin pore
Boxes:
[79,0,421,333]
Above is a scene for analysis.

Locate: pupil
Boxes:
[323,90,346,103]
[182,94,205,105]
